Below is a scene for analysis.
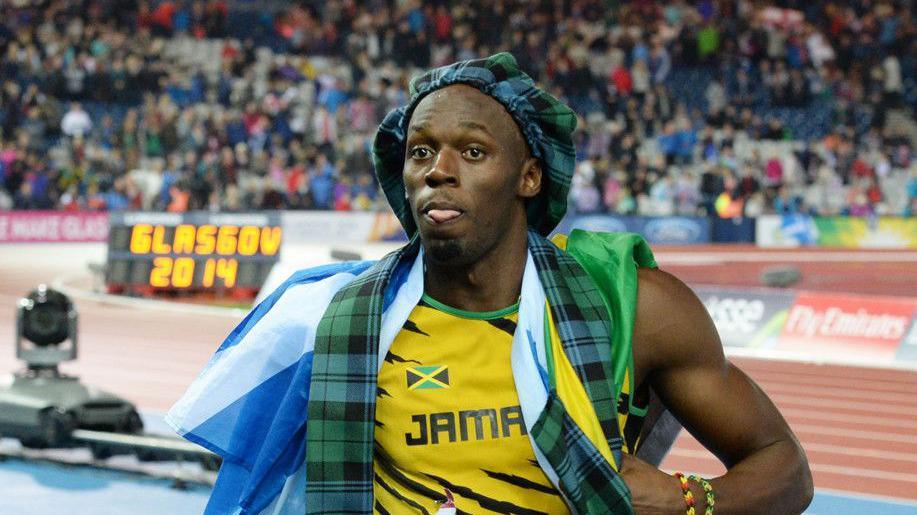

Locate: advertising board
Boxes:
[0,211,109,243]
[282,211,406,244]
[757,215,917,249]
[693,286,796,349]
[814,217,917,248]
[555,215,711,245]
[711,217,756,243]
[776,292,916,361]
[693,286,917,365]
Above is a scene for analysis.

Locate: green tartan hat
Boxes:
[372,52,578,237]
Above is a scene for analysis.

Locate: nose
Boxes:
[424,148,459,188]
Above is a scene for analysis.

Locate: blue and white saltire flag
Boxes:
[166,251,558,514]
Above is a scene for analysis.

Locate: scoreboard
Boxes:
[106,212,282,295]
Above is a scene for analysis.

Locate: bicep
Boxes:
[634,269,794,467]
[653,359,791,467]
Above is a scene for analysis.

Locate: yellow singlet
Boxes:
[373,294,569,514]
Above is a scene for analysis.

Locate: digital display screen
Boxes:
[106,212,282,294]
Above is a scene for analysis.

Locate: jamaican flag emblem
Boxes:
[406,365,449,390]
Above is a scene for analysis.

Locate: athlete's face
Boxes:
[403,85,541,266]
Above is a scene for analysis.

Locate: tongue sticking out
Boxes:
[427,209,462,223]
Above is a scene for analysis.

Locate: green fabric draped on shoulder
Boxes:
[561,229,658,411]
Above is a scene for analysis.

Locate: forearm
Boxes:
[700,438,813,515]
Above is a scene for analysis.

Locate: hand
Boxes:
[618,453,686,515]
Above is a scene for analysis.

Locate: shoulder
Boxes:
[634,268,703,324]
[633,267,725,374]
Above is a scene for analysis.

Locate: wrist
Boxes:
[672,472,712,514]
[672,472,696,514]
[670,474,689,513]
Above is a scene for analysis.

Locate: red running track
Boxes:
[657,245,917,298]
[1,244,915,501]
[660,358,917,501]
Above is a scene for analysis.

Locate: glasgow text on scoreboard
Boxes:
[105,212,283,293]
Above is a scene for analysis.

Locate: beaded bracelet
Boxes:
[673,472,696,515]
[688,474,715,515]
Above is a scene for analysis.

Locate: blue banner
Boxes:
[711,217,756,243]
[555,215,711,245]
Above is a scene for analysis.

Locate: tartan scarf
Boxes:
[305,230,633,514]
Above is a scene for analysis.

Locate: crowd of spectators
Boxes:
[0,0,914,218]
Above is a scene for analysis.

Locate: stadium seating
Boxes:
[0,1,912,217]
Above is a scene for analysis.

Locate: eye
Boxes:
[463,147,486,160]
[409,146,433,160]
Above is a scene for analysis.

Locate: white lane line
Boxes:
[761,383,917,406]
[792,423,917,444]
[803,442,917,463]
[655,251,917,264]
[725,347,917,372]
[741,373,917,393]
[742,368,917,389]
[669,448,917,483]
[675,439,917,463]
[778,408,917,430]
[810,463,917,483]
[769,394,917,417]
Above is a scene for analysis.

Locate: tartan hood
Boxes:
[372,52,578,238]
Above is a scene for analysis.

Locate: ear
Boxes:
[517,157,542,199]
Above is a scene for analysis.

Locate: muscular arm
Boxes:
[622,268,813,514]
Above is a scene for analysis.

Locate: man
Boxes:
[60,101,92,138]
[168,54,812,514]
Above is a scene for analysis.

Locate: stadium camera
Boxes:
[16,285,78,370]
[2,285,144,449]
